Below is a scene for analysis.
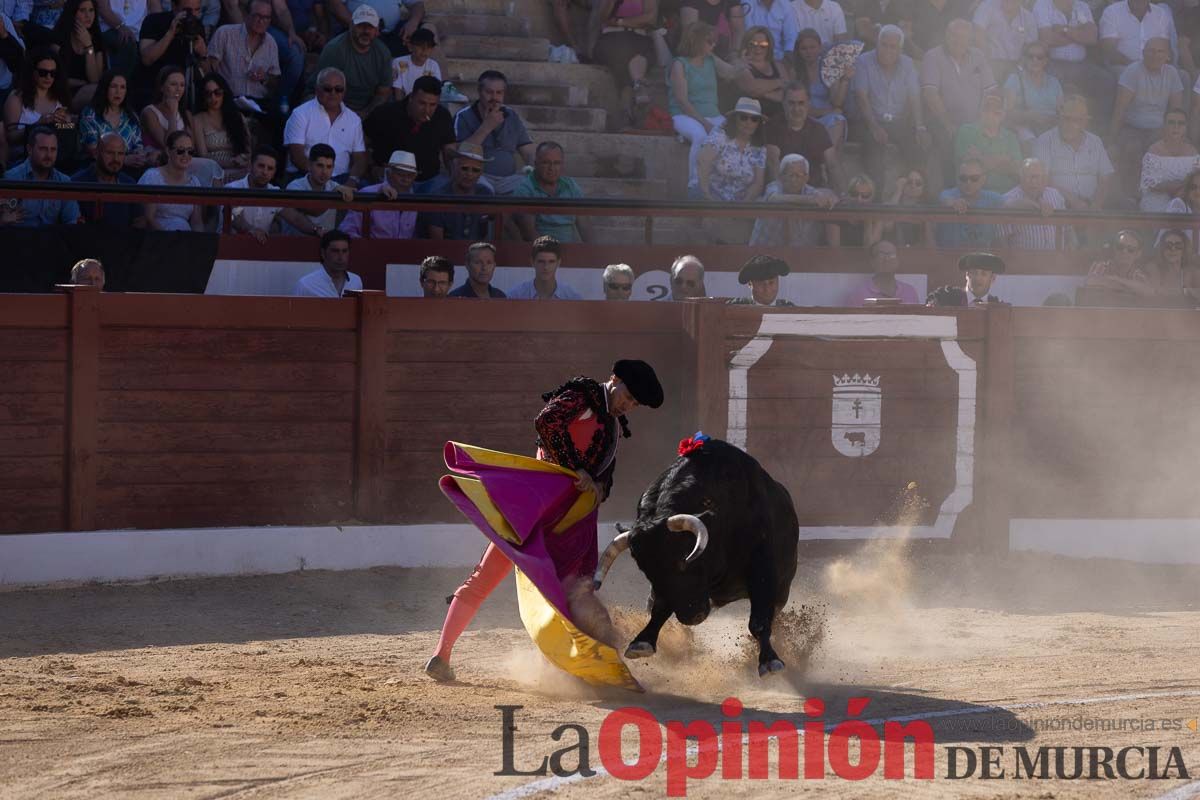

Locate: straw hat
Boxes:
[386,150,418,173]
[724,97,766,119]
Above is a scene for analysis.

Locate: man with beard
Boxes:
[362,74,454,184]
[310,5,391,116]
[448,241,506,298]
[453,69,534,195]
[227,145,283,243]
[4,127,80,226]
[507,235,582,299]
[72,132,144,227]
[927,251,1006,306]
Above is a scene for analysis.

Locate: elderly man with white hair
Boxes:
[1001,157,1068,249]
[602,264,634,300]
[669,255,706,300]
[852,24,929,192]
[751,153,838,246]
[283,66,368,182]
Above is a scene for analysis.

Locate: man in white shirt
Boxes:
[1033,0,1114,115]
[278,143,356,236]
[1001,157,1067,249]
[792,0,848,45]
[295,230,363,297]
[227,145,282,244]
[283,66,368,183]
[1032,94,1113,211]
[507,235,583,300]
[1099,0,1178,74]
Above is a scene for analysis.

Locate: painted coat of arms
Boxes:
[831,373,881,457]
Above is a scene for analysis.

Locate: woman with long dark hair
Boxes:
[79,70,150,167]
[190,73,251,182]
[3,46,73,158]
[48,0,105,111]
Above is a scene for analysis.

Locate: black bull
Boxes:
[593,439,799,676]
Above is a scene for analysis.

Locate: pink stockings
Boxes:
[433,543,513,661]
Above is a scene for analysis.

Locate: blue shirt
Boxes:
[3,160,80,227]
[936,188,1003,248]
[453,104,533,177]
[415,174,495,240]
[71,166,142,227]
[507,279,583,300]
[512,173,584,243]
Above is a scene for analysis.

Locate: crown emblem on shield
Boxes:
[832,374,882,457]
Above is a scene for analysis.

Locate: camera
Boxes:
[178,10,205,40]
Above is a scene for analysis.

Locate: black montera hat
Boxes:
[613,359,663,408]
[958,252,1006,274]
[738,254,790,284]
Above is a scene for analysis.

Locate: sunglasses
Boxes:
[1164,240,1185,250]
[459,165,483,173]
[319,84,346,93]
[206,87,224,96]
[36,68,57,78]
[173,147,195,156]
[748,41,770,49]
[735,113,760,123]
[1116,243,1140,253]
[958,174,983,183]
[606,282,633,291]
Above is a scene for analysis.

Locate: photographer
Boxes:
[133,0,207,107]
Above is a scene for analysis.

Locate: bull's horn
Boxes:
[593,531,632,590]
[667,514,709,563]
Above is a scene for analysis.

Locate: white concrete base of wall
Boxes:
[2,518,1196,589]
[1010,519,1200,565]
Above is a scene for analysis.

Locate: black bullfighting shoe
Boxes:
[424,655,456,683]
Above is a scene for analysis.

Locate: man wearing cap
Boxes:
[415,143,495,239]
[728,254,797,306]
[454,69,535,195]
[926,252,1006,306]
[327,0,427,57]
[363,74,455,184]
[310,5,392,116]
[339,150,419,239]
[425,359,664,682]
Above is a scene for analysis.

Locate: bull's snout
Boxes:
[677,601,711,626]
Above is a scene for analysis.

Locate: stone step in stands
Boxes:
[442,58,618,115]
[459,81,589,108]
[438,0,516,15]
[535,130,687,189]
[574,176,667,199]
[439,34,550,62]
[515,104,607,132]
[426,12,530,37]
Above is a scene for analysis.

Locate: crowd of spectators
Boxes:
[1,0,1199,303]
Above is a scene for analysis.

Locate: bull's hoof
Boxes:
[757,658,785,677]
[625,641,656,659]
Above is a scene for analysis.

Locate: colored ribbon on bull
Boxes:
[438,441,642,692]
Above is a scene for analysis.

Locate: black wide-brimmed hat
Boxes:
[738,254,790,284]
[613,359,663,408]
[958,252,1006,274]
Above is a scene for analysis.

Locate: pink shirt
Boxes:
[338,183,417,239]
[843,276,921,306]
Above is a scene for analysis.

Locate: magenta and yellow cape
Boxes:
[439,441,641,691]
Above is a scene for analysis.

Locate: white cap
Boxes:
[351,4,380,27]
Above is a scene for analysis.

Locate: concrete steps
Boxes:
[442,58,619,112]
[537,130,686,184]
[460,81,589,108]
[575,177,667,199]
[438,0,516,15]
[426,12,529,37]
[516,104,607,132]
[439,35,550,62]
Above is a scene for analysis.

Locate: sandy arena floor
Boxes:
[1,542,1199,799]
